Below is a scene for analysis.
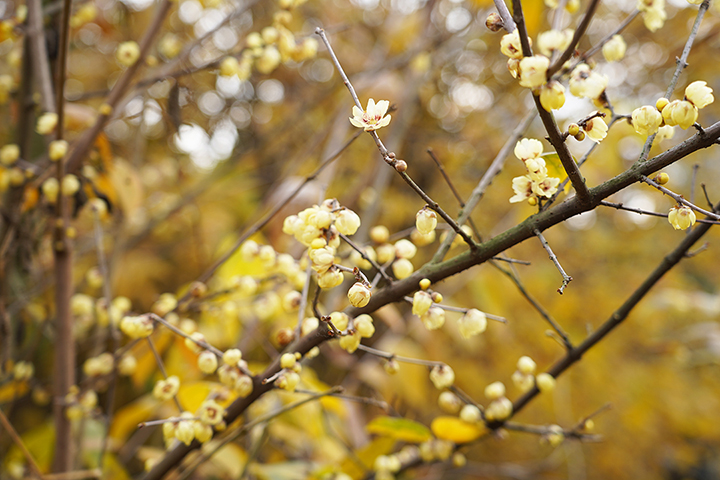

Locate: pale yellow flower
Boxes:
[685,81,714,109]
[668,205,696,230]
[569,64,607,99]
[582,116,608,143]
[631,106,662,136]
[349,98,392,131]
[662,100,698,129]
[602,35,626,62]
[539,81,566,111]
[519,55,550,89]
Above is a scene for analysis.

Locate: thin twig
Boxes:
[402,296,507,323]
[294,388,390,411]
[433,111,536,263]
[0,408,44,479]
[316,28,476,249]
[492,262,572,349]
[584,11,639,58]
[493,0,516,32]
[340,233,393,284]
[547,0,601,77]
[146,337,183,413]
[355,344,445,368]
[641,175,720,220]
[534,229,572,294]
[637,0,709,164]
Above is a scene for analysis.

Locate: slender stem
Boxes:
[0,408,44,479]
[584,11,639,59]
[317,27,476,250]
[402,296,507,323]
[340,233,393,284]
[356,344,445,368]
[174,387,343,480]
[433,111,535,262]
[534,229,573,294]
[598,200,720,225]
[492,262,573,349]
[641,175,720,220]
[637,0,709,164]
[146,337,183,413]
[493,0,516,32]
[26,0,56,113]
[511,202,719,418]
[511,0,533,56]
[547,0,601,77]
[296,262,313,336]
[294,388,390,411]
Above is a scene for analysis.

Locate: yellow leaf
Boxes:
[109,394,158,443]
[430,416,487,443]
[339,437,395,479]
[366,415,432,443]
[0,380,30,403]
[542,152,571,193]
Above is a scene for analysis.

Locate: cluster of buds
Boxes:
[217,349,253,397]
[162,400,226,447]
[632,81,713,136]
[219,11,318,80]
[509,138,560,205]
[83,352,114,377]
[570,112,608,143]
[332,313,375,353]
[412,288,445,331]
[511,356,536,392]
[275,352,303,392]
[637,0,667,32]
[65,386,98,421]
[483,381,513,422]
[419,439,454,462]
[119,315,155,339]
[374,454,401,480]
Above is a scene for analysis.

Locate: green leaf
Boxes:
[366,416,432,443]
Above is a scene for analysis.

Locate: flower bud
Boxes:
[198,351,218,374]
[355,314,375,338]
[460,404,482,423]
[429,364,455,389]
[335,208,361,235]
[438,391,462,414]
[485,12,503,32]
[348,282,372,307]
[484,381,505,400]
[685,80,713,109]
[602,34,626,62]
[668,205,696,230]
[631,105,662,136]
[412,291,433,316]
[0,144,19,165]
[458,309,487,338]
[370,225,389,243]
[518,55,550,89]
[392,258,414,279]
[655,97,669,112]
[415,208,437,235]
[116,41,140,67]
[539,81,565,111]
[654,172,669,185]
[421,306,445,330]
[536,372,556,392]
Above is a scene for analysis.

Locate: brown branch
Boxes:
[0,408,44,479]
[547,0,601,77]
[510,199,719,417]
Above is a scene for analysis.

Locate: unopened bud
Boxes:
[654,172,669,185]
[394,160,407,172]
[656,97,669,112]
[567,123,580,136]
[485,12,504,32]
[574,131,585,141]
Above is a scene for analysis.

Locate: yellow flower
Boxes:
[348,282,372,307]
[532,176,560,198]
[509,175,534,203]
[685,81,714,109]
[116,41,140,67]
[569,64,607,99]
[36,112,58,135]
[514,138,544,161]
[668,205,696,230]
[500,30,524,59]
[349,98,392,132]
[662,100,698,129]
[415,208,437,235]
[429,364,455,389]
[539,81,566,111]
[49,140,68,161]
[638,0,666,31]
[536,29,573,57]
[631,106,662,136]
[519,55,550,89]
[582,115,608,143]
[602,34,626,62]
[458,309,487,338]
[0,144,19,165]
[412,291,433,316]
[421,306,445,330]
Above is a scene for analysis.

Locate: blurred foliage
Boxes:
[1,0,720,478]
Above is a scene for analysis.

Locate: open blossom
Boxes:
[518,55,549,89]
[668,205,696,230]
[685,81,714,109]
[539,81,565,111]
[662,100,698,129]
[349,98,392,131]
[536,29,573,57]
[531,176,560,198]
[569,64,607,99]
[638,0,666,31]
[631,105,662,136]
[524,157,548,182]
[500,30,523,59]
[509,175,534,203]
[514,138,544,161]
[582,115,608,143]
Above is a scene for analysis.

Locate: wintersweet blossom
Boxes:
[415,208,437,235]
[569,64,608,99]
[518,55,550,89]
[631,105,662,136]
[500,30,523,59]
[458,309,487,338]
[536,29,573,57]
[602,35,627,62]
[531,176,560,198]
[668,205,696,230]
[685,81,714,109]
[582,116,608,143]
[539,81,566,111]
[662,100,698,129]
[116,41,140,67]
[429,364,455,389]
[509,175,534,204]
[514,138,544,161]
[349,99,392,131]
[638,0,666,31]
[348,282,372,307]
